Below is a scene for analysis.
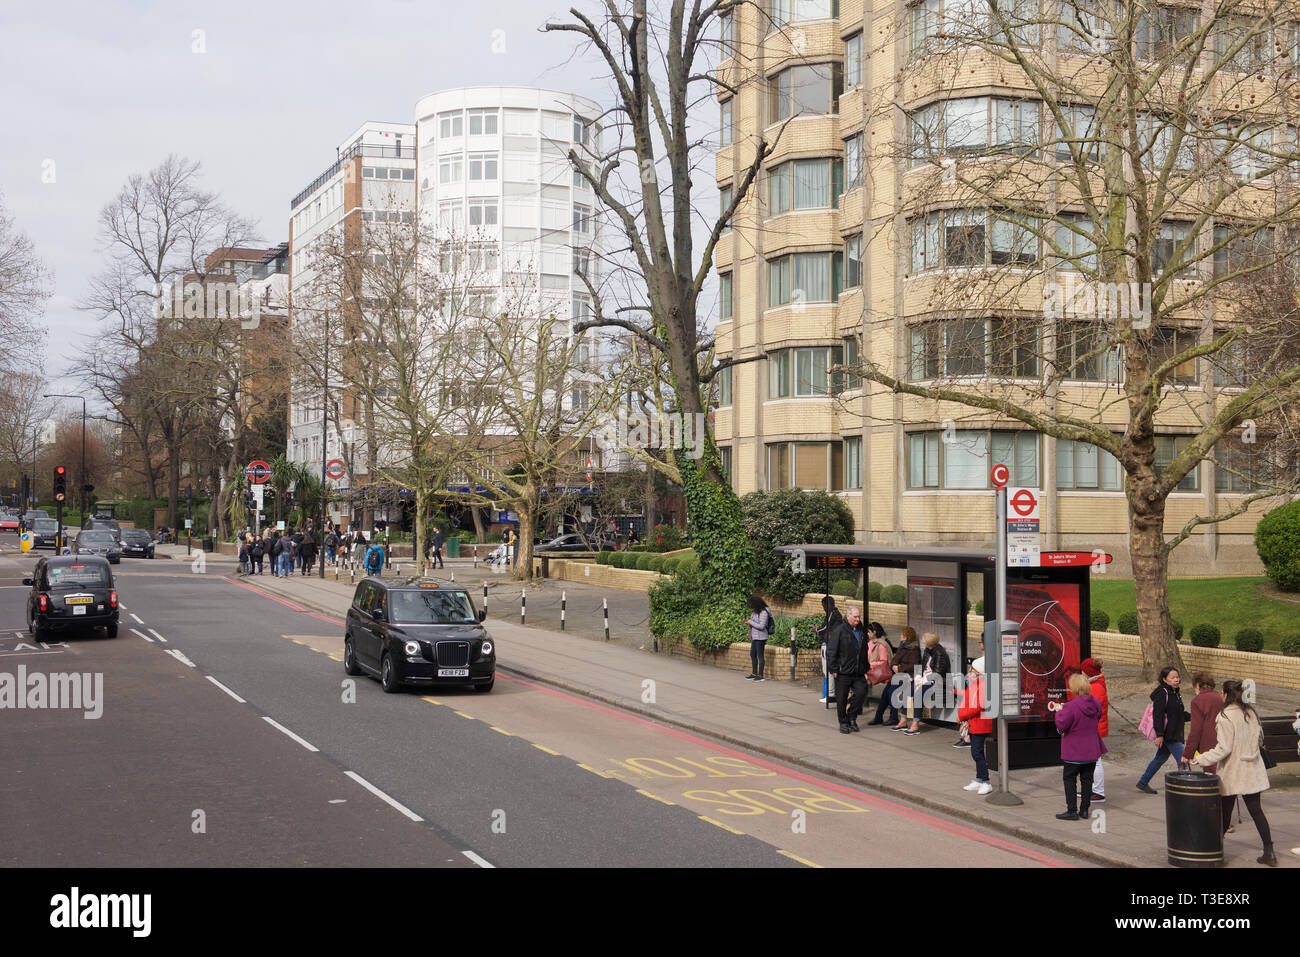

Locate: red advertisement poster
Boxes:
[1006,581,1083,720]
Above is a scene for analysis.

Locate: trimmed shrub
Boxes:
[867,581,883,603]
[1255,500,1300,592]
[595,551,612,566]
[1280,633,1300,657]
[637,553,654,571]
[648,523,685,552]
[1117,611,1140,635]
[610,552,628,569]
[881,584,907,605]
[1189,624,1221,648]
[661,557,681,576]
[974,599,985,617]
[1090,609,1110,632]
[831,580,858,599]
[646,555,665,573]
[1233,628,1265,653]
[741,488,856,602]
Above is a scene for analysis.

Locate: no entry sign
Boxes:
[245,460,271,484]
[325,459,346,480]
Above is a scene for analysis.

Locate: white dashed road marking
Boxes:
[205,675,246,704]
[344,770,422,822]
[130,628,154,643]
[263,716,318,752]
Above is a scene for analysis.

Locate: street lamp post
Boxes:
[319,310,328,579]
[44,394,87,521]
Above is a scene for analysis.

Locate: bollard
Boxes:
[790,626,797,680]
[520,587,526,625]
[561,591,566,631]
[603,597,609,641]
[483,583,488,617]
[450,571,455,582]
[350,567,355,584]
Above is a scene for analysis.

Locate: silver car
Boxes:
[72,529,122,564]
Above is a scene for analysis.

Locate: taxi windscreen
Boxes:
[45,564,113,587]
[390,590,477,625]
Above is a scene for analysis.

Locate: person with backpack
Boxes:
[746,595,773,681]
[249,534,265,575]
[431,527,445,570]
[299,520,318,574]
[827,606,868,733]
[280,530,297,578]
[815,595,843,705]
[325,528,340,566]
[1136,666,1186,794]
[1190,679,1277,866]
[365,539,385,577]
[237,536,250,576]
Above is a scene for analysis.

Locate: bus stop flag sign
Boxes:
[1006,487,1040,567]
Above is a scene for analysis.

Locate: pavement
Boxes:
[156,544,1300,868]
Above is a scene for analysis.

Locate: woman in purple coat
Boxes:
[1054,673,1108,821]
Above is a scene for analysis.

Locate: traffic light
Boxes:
[185,486,194,510]
[53,466,67,503]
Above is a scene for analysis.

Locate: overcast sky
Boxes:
[0,0,620,399]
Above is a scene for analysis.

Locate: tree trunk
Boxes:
[166,439,180,528]
[512,500,536,581]
[644,461,657,534]
[471,505,487,544]
[1127,488,1186,682]
[414,489,426,577]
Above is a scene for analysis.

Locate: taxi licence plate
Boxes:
[438,668,469,678]
[66,596,93,605]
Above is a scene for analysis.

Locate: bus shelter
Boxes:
[776,544,1097,769]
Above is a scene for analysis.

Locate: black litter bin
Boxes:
[1165,770,1223,867]
[202,538,215,553]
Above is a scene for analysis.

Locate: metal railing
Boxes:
[291,142,413,209]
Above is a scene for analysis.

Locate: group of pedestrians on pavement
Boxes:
[237,520,389,579]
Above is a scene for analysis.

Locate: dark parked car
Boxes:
[534,533,599,553]
[72,529,122,564]
[83,517,122,537]
[24,555,119,638]
[119,528,155,559]
[344,577,494,693]
[29,518,64,550]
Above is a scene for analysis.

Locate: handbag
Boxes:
[1259,729,1278,769]
[1138,702,1157,741]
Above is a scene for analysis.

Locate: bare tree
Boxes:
[843,1,1300,677]
[0,193,50,380]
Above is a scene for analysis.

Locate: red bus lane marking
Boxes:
[495,672,1070,867]
[225,578,341,625]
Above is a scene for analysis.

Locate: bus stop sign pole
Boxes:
[988,478,1024,806]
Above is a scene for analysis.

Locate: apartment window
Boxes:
[795,347,831,396]
[1214,123,1274,179]
[844,436,863,489]
[1152,222,1194,278]
[718,365,732,406]
[1054,213,1098,272]
[1055,322,1120,381]
[908,319,1038,380]
[839,335,862,391]
[768,349,791,398]
[1213,224,1275,278]
[469,244,499,272]
[468,198,498,226]
[1137,5,1198,61]
[720,12,734,55]
[768,63,843,124]
[844,133,863,189]
[770,0,838,28]
[468,153,499,181]
[908,97,1040,164]
[573,119,594,146]
[1216,15,1272,73]
[1137,113,1195,171]
[1057,439,1123,490]
[573,248,592,276]
[1151,326,1198,384]
[844,233,862,288]
[909,209,1038,272]
[908,429,1038,489]
[573,165,589,189]
[1057,0,1106,52]
[719,185,733,232]
[571,388,591,411]
[1215,441,1268,493]
[767,441,844,492]
[1213,326,1249,387]
[909,0,940,57]
[767,251,841,306]
[845,31,863,88]
[719,272,733,319]
[438,111,464,138]
[1055,104,1103,164]
[467,109,499,136]
[720,99,734,147]
[1155,435,1199,490]
[438,200,464,230]
[719,446,733,486]
[438,155,463,184]
[767,158,838,213]
[573,204,593,234]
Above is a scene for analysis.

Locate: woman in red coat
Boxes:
[1183,673,1224,774]
[958,658,994,795]
[1081,658,1108,804]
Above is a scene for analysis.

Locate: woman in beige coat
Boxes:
[1190,679,1276,867]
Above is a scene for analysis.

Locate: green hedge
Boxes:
[1117,611,1140,635]
[1189,624,1221,648]
[880,584,907,605]
[1233,628,1264,653]
[831,580,858,598]
[661,557,681,576]
[868,581,883,603]
[1090,609,1110,631]
[1281,634,1300,657]
[974,599,985,616]
[1255,500,1300,592]
[595,551,612,565]
[768,615,822,649]
[646,555,665,573]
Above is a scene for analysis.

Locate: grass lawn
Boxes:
[1091,577,1300,651]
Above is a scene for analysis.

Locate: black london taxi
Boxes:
[343,577,495,694]
[24,555,120,639]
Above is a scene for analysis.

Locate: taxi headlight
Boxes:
[480,640,494,656]
[404,640,421,656]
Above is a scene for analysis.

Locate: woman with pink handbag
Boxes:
[1136,666,1185,795]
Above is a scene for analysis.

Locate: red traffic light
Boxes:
[55,466,66,476]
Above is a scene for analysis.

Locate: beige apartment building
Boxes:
[713,0,1299,576]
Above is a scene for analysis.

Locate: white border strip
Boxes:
[263,716,319,752]
[205,675,246,704]
[461,850,494,869]
[344,770,423,822]
[148,628,167,643]
[130,628,153,643]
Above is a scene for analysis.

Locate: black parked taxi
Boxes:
[344,577,495,694]
[25,555,120,639]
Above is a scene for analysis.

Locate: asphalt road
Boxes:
[0,541,1090,868]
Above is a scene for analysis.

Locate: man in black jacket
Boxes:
[827,606,868,734]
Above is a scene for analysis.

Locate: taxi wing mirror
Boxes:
[22,577,33,586]
[479,608,487,622]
